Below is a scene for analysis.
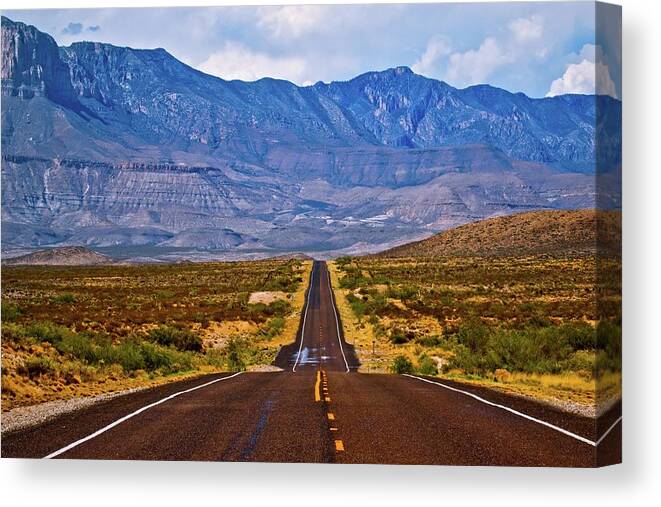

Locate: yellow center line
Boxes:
[335,440,345,452]
[314,370,321,402]
[327,412,335,421]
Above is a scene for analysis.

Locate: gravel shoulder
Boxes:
[1,386,148,434]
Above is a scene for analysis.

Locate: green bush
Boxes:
[147,325,203,352]
[415,335,443,347]
[100,340,146,372]
[562,322,596,350]
[595,320,621,373]
[387,285,418,301]
[249,300,291,320]
[21,356,57,379]
[335,256,353,267]
[1,302,21,322]
[261,317,285,339]
[417,355,438,376]
[225,338,246,372]
[57,332,97,363]
[27,321,74,345]
[391,355,414,374]
[446,322,597,376]
[1,322,29,344]
[389,327,410,345]
[455,320,490,354]
[52,293,76,304]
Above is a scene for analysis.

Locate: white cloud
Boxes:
[198,42,308,83]
[447,37,514,86]
[508,15,543,42]
[546,44,618,98]
[257,5,326,39]
[411,35,451,77]
[414,15,546,87]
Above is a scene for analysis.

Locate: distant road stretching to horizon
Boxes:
[1,261,621,466]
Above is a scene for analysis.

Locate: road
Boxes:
[1,261,621,466]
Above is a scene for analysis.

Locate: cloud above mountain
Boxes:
[547,44,618,98]
[62,21,101,36]
[4,2,618,97]
[198,42,308,83]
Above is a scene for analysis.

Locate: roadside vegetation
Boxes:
[330,255,621,414]
[1,260,311,411]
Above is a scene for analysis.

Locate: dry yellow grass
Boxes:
[254,261,313,353]
[330,254,621,412]
[441,371,621,417]
[1,338,225,411]
[1,259,311,411]
[329,262,447,373]
[327,262,381,372]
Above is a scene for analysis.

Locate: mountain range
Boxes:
[0,16,621,259]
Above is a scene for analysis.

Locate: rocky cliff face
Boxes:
[1,18,76,105]
[0,17,621,257]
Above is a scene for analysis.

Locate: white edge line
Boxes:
[403,375,620,448]
[292,263,315,372]
[44,372,243,459]
[326,264,350,373]
[595,415,623,446]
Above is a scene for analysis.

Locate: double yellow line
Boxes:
[314,369,344,453]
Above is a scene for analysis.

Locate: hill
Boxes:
[378,209,621,257]
[2,246,112,266]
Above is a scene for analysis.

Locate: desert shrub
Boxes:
[335,256,353,267]
[339,266,369,289]
[446,324,588,375]
[595,320,622,372]
[1,322,29,344]
[391,355,414,374]
[261,317,285,339]
[389,327,409,345]
[562,322,596,350]
[454,320,490,354]
[204,348,226,368]
[57,332,97,363]
[417,355,438,376]
[21,356,57,379]
[528,312,552,327]
[563,349,595,373]
[147,325,203,352]
[263,276,294,292]
[154,290,175,300]
[224,338,246,372]
[415,335,443,347]
[248,300,291,320]
[346,293,367,319]
[100,340,145,372]
[52,293,76,304]
[1,302,21,322]
[386,285,418,301]
[26,321,74,345]
[139,342,193,373]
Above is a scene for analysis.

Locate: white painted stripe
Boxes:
[326,264,350,373]
[44,372,243,459]
[292,264,315,372]
[403,375,619,447]
[595,415,623,446]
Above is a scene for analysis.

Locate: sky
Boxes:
[3,2,621,98]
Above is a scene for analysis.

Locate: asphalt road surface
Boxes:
[1,261,621,466]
